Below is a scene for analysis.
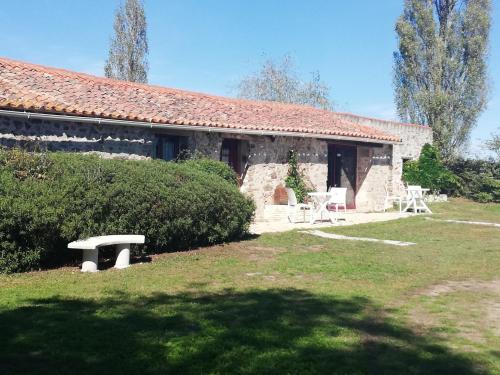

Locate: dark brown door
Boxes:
[220,139,241,174]
[327,144,357,208]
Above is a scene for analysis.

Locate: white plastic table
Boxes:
[307,192,335,224]
[403,188,432,214]
[68,235,145,272]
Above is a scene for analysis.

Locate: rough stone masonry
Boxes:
[0,113,432,219]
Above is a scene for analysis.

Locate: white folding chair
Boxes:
[286,188,312,223]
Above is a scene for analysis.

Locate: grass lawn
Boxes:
[0,199,499,374]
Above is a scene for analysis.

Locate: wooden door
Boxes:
[327,144,357,208]
[220,139,241,174]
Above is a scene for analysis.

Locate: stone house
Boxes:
[0,57,432,219]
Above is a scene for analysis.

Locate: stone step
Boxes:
[261,204,299,223]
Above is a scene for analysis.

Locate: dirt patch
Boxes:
[242,246,285,262]
[408,305,441,331]
[409,279,500,346]
[486,302,500,336]
[418,279,500,297]
[148,243,230,261]
[149,242,285,263]
[297,244,325,253]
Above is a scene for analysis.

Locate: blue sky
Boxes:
[0,0,498,156]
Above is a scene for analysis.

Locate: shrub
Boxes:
[285,150,310,203]
[445,158,499,203]
[0,150,255,273]
[181,157,238,185]
[403,144,460,194]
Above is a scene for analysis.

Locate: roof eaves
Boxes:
[0,108,402,144]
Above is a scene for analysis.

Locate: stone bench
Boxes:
[68,235,145,272]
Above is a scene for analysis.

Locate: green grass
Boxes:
[0,199,499,374]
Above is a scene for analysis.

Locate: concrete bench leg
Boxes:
[82,249,98,272]
[114,243,131,269]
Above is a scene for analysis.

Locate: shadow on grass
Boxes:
[0,289,481,374]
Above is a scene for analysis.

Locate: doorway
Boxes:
[220,138,244,175]
[327,144,357,208]
[220,138,249,180]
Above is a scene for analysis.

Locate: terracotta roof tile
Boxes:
[0,57,402,142]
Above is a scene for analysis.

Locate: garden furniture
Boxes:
[327,187,348,213]
[307,191,336,224]
[68,235,145,272]
[383,180,406,212]
[403,186,432,214]
[286,188,313,223]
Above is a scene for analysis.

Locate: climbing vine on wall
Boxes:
[285,150,310,203]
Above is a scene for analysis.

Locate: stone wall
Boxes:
[0,114,331,218]
[189,131,222,159]
[196,133,396,217]
[0,113,432,218]
[184,132,329,218]
[239,136,328,218]
[336,113,433,195]
[356,144,393,212]
[0,115,154,159]
[336,113,433,158]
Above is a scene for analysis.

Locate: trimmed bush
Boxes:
[181,157,238,185]
[0,150,255,273]
[403,144,460,194]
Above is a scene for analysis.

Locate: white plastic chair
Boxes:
[383,180,404,212]
[286,188,312,223]
[327,187,347,213]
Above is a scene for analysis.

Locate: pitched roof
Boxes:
[0,57,401,142]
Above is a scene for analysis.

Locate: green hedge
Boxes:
[180,157,238,185]
[403,143,499,203]
[0,150,255,273]
[445,158,500,203]
[403,144,460,194]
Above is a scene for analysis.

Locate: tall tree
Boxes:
[485,130,500,160]
[393,0,491,160]
[237,55,332,110]
[105,0,149,83]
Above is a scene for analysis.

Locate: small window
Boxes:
[156,135,187,161]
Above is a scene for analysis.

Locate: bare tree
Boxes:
[105,0,149,83]
[237,55,332,110]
